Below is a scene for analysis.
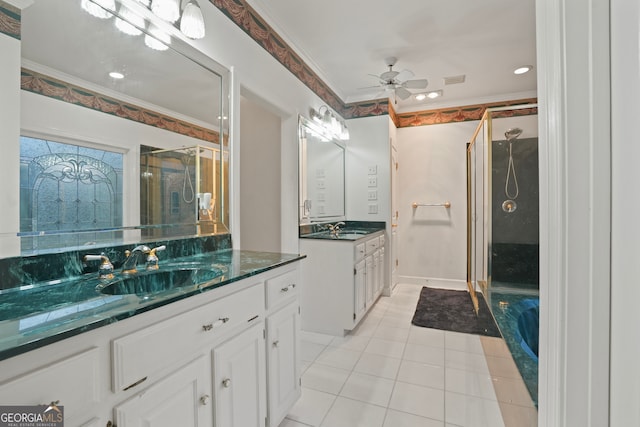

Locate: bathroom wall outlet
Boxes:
[368,190,377,201]
[368,165,377,175]
[317,192,325,201]
[317,205,325,214]
[316,179,325,189]
[368,204,378,214]
[316,168,325,178]
[367,176,377,187]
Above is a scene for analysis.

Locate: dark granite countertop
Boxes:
[0,250,305,361]
[299,220,385,241]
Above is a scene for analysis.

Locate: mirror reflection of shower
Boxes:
[502,127,523,213]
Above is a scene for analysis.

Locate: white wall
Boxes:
[345,115,391,222]
[396,121,475,286]
[239,95,281,252]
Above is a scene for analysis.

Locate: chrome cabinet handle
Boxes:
[222,378,231,388]
[200,394,210,405]
[280,284,296,292]
[202,317,229,331]
[273,340,279,348]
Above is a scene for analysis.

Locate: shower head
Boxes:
[505,128,523,141]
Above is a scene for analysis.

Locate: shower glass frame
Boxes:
[466,103,538,300]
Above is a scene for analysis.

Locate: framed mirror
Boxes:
[12,0,230,255]
[298,116,345,224]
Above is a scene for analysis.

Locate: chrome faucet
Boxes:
[121,245,151,275]
[326,221,346,236]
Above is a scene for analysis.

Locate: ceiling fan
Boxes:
[365,56,429,100]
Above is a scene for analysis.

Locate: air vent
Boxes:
[444,75,466,85]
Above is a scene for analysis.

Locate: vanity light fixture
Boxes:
[180,0,206,39]
[309,106,349,141]
[83,0,205,41]
[514,65,533,75]
[145,25,171,50]
[115,5,145,36]
[151,0,180,23]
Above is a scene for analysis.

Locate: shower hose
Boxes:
[505,142,519,200]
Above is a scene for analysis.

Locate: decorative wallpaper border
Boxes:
[208,0,536,125]
[21,68,220,144]
[0,1,20,40]
[394,98,538,128]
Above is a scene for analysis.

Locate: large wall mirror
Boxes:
[14,0,230,255]
[298,116,345,224]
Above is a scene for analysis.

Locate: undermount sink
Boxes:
[97,266,227,296]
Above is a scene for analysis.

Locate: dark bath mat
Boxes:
[411,287,502,337]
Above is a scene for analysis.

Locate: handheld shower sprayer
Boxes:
[502,128,523,213]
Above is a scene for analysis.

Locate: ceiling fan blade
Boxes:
[395,69,414,83]
[403,79,429,89]
[395,86,412,100]
[357,85,383,90]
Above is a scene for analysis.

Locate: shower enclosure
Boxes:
[467,104,539,404]
[140,145,227,239]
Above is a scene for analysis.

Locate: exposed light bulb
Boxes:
[81,0,116,19]
[115,6,145,36]
[151,0,180,23]
[144,26,171,51]
[180,1,205,39]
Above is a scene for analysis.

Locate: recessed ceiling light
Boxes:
[109,71,125,79]
[514,65,533,75]
[427,90,442,99]
[414,93,427,101]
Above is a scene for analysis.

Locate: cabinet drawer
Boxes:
[365,237,380,253]
[379,234,385,246]
[266,268,299,309]
[112,283,263,392]
[355,243,366,261]
[0,347,100,424]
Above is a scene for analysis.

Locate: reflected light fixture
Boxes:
[81,0,116,19]
[309,106,349,141]
[145,25,171,51]
[109,71,125,79]
[514,65,533,75]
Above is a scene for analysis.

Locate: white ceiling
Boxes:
[248,0,537,112]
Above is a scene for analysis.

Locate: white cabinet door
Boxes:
[114,355,212,427]
[354,259,367,323]
[365,254,375,307]
[213,323,267,427]
[266,301,301,427]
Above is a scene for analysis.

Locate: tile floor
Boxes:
[279,284,538,427]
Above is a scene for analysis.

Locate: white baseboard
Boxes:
[398,276,468,291]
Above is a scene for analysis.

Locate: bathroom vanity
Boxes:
[299,223,385,336]
[0,249,304,427]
